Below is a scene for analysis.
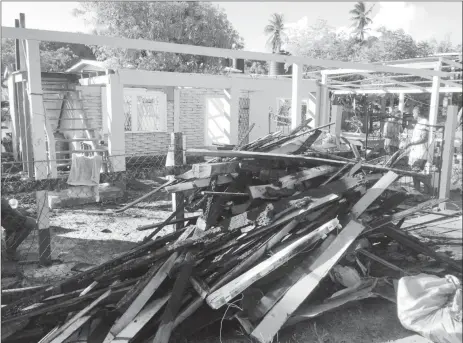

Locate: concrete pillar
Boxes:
[439,106,458,210]
[25,39,49,179]
[428,59,442,164]
[291,63,303,130]
[106,73,126,171]
[229,82,240,145]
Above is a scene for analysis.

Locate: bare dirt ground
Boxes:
[5,187,462,343]
[14,188,190,285]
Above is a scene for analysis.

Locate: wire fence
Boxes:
[1,149,203,286]
[342,111,456,198]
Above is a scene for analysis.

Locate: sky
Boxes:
[1,1,462,53]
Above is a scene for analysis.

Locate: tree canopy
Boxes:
[349,2,375,41]
[285,19,461,70]
[1,39,95,83]
[73,1,243,74]
[264,13,287,53]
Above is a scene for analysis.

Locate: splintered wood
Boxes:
[2,124,454,343]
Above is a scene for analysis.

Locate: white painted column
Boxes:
[291,63,303,130]
[106,73,126,172]
[101,86,108,135]
[25,40,49,180]
[330,105,343,147]
[439,105,458,210]
[229,80,240,145]
[7,76,19,161]
[319,73,330,126]
[379,95,387,133]
[314,81,322,128]
[173,87,180,133]
[428,59,442,164]
[398,93,405,112]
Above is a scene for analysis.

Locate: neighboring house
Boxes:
[65,59,108,77]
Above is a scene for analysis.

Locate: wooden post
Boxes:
[7,76,19,161]
[14,19,21,70]
[36,190,51,266]
[291,63,303,130]
[25,39,49,180]
[314,80,322,128]
[167,132,185,230]
[379,95,386,133]
[106,73,126,172]
[23,83,35,178]
[182,135,187,164]
[229,83,240,145]
[19,14,27,69]
[16,79,27,170]
[330,105,343,147]
[439,106,458,210]
[18,14,34,177]
[319,74,329,126]
[428,59,442,164]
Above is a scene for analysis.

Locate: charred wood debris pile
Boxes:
[2,120,461,343]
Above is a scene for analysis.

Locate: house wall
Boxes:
[72,71,318,157]
[124,87,174,155]
[247,82,317,142]
[122,84,317,155]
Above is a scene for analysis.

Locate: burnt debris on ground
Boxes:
[2,123,462,343]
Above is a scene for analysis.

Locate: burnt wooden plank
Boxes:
[165,175,234,193]
[221,177,361,232]
[186,149,428,178]
[248,165,337,200]
[251,172,398,343]
[106,254,177,339]
[210,219,299,292]
[380,224,462,272]
[247,234,336,322]
[293,129,323,155]
[350,171,398,219]
[206,218,339,309]
[152,252,196,343]
[2,229,185,319]
[43,290,111,343]
[191,162,240,178]
[2,280,136,325]
[111,295,170,342]
[105,226,197,340]
[251,221,365,343]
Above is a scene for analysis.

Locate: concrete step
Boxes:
[48,183,124,209]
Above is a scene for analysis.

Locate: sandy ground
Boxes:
[4,187,462,343]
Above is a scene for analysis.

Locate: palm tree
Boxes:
[349,2,375,41]
[264,13,286,53]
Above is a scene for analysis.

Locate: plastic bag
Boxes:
[397,273,462,343]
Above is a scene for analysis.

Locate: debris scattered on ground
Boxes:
[2,125,461,343]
